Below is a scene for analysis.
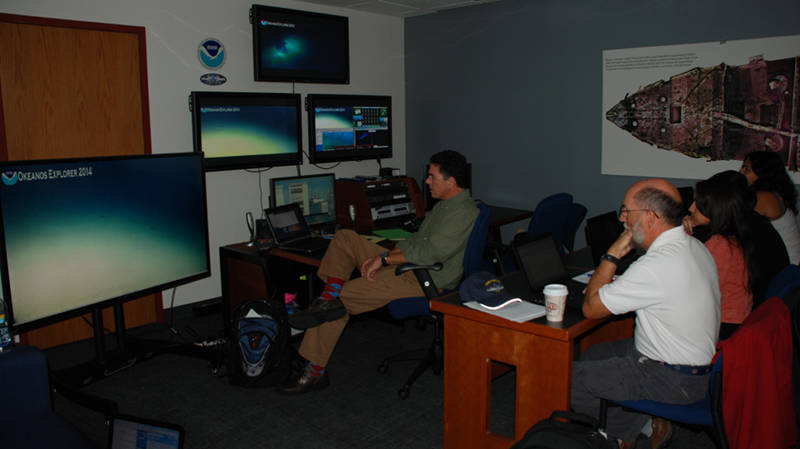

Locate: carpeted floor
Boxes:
[46,303,717,449]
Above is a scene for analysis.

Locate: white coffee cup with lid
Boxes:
[543,284,568,322]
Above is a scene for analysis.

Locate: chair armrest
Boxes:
[396,262,443,300]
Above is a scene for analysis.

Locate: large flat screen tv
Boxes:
[0,153,211,333]
[270,173,336,227]
[251,4,349,84]
[307,94,392,164]
[190,91,302,171]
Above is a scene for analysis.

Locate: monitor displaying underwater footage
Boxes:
[190,91,302,171]
[251,4,349,84]
[270,174,336,227]
[0,153,211,332]
[307,94,392,164]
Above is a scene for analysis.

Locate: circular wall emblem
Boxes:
[198,38,226,70]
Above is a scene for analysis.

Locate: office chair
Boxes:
[378,202,491,399]
[598,354,727,449]
[564,202,587,253]
[0,345,118,449]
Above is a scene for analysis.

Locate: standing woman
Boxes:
[740,150,800,264]
[684,171,789,339]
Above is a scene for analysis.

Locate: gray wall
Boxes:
[405,0,800,246]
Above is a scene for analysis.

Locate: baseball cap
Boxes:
[459,271,521,310]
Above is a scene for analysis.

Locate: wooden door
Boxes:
[0,13,161,348]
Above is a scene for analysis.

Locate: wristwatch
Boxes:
[380,251,390,267]
[601,253,620,265]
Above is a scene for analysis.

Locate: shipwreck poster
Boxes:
[602,34,800,182]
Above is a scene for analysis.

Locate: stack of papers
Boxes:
[464,300,546,323]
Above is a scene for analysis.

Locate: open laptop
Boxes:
[511,233,586,309]
[108,413,184,449]
[264,203,330,254]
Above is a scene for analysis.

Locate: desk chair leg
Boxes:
[378,314,443,399]
[599,398,609,432]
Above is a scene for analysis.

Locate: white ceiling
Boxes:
[300,0,503,17]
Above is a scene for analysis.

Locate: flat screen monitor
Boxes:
[0,153,211,333]
[270,174,336,227]
[251,4,349,84]
[307,94,392,164]
[190,91,302,171]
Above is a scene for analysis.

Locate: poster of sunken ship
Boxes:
[606,55,800,170]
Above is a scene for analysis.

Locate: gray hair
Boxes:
[634,187,684,226]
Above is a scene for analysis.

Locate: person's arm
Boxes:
[360,248,407,282]
[582,229,633,319]
[754,190,783,220]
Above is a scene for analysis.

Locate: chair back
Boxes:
[564,202,587,252]
[764,264,800,301]
[463,202,491,278]
[527,193,573,254]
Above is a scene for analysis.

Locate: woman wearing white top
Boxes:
[740,151,800,264]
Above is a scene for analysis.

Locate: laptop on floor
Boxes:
[264,203,330,254]
[108,413,184,449]
[511,233,586,309]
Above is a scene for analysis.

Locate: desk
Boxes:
[219,243,324,335]
[430,272,633,449]
[488,205,533,242]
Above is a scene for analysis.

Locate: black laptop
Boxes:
[264,203,330,254]
[511,233,586,309]
[108,413,184,449]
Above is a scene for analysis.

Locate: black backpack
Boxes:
[510,411,617,449]
[226,299,291,387]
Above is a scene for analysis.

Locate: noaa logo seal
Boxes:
[200,73,228,86]
[198,38,226,70]
[2,172,19,186]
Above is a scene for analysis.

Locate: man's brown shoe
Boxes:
[278,369,330,394]
[650,418,673,449]
[288,297,346,329]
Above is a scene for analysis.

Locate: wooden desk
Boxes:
[488,205,533,242]
[430,272,633,449]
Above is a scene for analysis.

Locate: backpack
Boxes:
[510,411,617,449]
[226,299,291,387]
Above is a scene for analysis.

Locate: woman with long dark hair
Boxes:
[740,151,800,264]
[684,170,788,339]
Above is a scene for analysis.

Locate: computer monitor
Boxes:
[251,4,349,84]
[0,153,211,333]
[269,173,336,227]
[306,94,392,164]
[190,91,303,172]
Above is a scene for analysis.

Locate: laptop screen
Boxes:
[109,414,184,449]
[266,204,310,243]
[513,234,568,290]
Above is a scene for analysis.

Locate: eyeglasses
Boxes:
[618,205,657,219]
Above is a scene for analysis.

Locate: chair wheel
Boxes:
[378,361,389,374]
[398,385,410,399]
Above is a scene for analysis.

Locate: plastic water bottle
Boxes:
[0,299,13,352]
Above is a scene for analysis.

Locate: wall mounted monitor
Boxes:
[0,153,211,333]
[190,91,302,171]
[251,4,349,84]
[270,173,336,227]
[307,94,392,164]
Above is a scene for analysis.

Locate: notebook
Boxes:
[264,203,330,254]
[108,414,184,449]
[511,233,586,309]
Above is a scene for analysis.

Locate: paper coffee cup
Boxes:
[543,284,568,322]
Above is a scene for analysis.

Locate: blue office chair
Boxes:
[598,354,728,449]
[378,202,491,399]
[0,345,117,449]
[564,202,587,253]
[764,263,800,302]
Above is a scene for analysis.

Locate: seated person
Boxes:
[571,179,720,449]
[279,150,479,394]
[740,150,800,264]
[684,171,789,339]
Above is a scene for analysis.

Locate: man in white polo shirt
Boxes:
[571,178,720,449]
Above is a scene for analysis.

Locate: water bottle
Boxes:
[0,299,13,351]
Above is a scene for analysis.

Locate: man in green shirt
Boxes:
[280,150,478,394]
